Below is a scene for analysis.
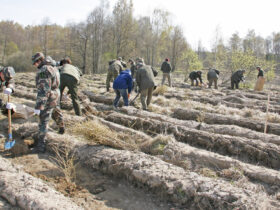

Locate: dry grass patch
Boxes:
[243,109,254,118]
[140,134,171,155]
[71,120,137,150]
[198,168,217,178]
[153,85,168,96]
[266,113,280,123]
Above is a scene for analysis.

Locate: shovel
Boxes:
[4,95,15,150]
[129,92,140,105]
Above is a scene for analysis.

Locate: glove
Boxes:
[6,103,15,110]
[34,109,41,115]
[128,93,130,99]
[4,88,12,95]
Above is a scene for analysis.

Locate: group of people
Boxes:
[188,66,264,90]
[107,57,157,110]
[0,53,266,153]
[0,52,83,153]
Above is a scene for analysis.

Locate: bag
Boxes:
[254,77,265,91]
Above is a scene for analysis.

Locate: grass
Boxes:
[153,85,168,96]
[140,134,172,155]
[71,119,137,150]
[49,143,77,184]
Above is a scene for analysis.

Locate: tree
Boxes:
[170,26,188,71]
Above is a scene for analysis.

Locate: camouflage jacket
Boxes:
[0,67,15,91]
[109,60,123,75]
[35,61,60,110]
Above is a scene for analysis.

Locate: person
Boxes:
[136,58,156,110]
[231,69,245,89]
[106,57,123,92]
[254,66,265,91]
[161,58,172,87]
[113,62,133,108]
[0,66,16,135]
[256,66,264,78]
[31,52,65,153]
[128,58,137,92]
[189,71,203,86]
[207,68,220,89]
[59,57,83,116]
[0,66,15,105]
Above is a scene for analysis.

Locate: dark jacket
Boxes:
[113,69,133,93]
[136,65,156,91]
[257,69,264,78]
[231,70,245,82]
[161,61,172,73]
[207,69,220,80]
[189,71,203,83]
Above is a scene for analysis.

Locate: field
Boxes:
[0,72,280,209]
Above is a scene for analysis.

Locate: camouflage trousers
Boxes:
[106,70,119,89]
[38,106,64,140]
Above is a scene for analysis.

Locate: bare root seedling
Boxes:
[49,143,77,183]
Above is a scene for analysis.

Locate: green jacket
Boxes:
[60,64,82,83]
[136,65,155,90]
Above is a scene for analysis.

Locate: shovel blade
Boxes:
[4,140,15,150]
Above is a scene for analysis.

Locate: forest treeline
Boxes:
[0,0,279,81]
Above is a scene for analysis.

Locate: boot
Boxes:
[31,137,46,153]
[59,127,65,134]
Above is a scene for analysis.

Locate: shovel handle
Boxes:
[7,95,12,139]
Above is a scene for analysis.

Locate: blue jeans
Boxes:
[114,89,128,107]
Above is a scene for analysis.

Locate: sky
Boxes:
[1,0,280,50]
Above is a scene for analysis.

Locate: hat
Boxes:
[32,52,45,64]
[136,57,144,64]
[117,57,122,61]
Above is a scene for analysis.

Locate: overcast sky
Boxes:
[1,0,279,50]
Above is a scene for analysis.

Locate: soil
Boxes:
[1,73,280,209]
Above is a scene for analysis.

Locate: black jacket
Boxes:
[161,61,172,73]
[189,71,202,83]
[231,70,245,82]
[257,69,264,78]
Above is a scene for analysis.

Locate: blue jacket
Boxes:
[113,69,133,93]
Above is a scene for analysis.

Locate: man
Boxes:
[161,58,172,87]
[189,71,203,86]
[113,62,133,108]
[254,66,265,91]
[207,68,220,89]
[32,52,65,153]
[0,66,15,107]
[106,57,123,92]
[59,57,83,116]
[136,58,156,110]
[231,69,245,89]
